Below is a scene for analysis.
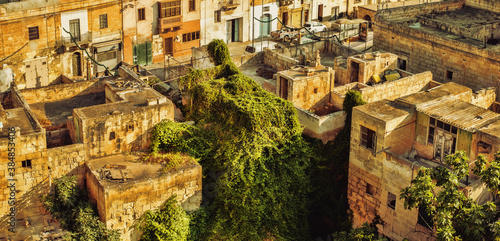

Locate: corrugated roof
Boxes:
[416,98,500,132]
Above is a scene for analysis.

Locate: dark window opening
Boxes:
[214,10,221,23]
[109,131,116,140]
[128,124,134,131]
[366,183,375,195]
[418,206,434,229]
[428,126,435,144]
[360,125,376,151]
[69,19,81,42]
[397,58,407,71]
[182,31,200,42]
[99,14,108,29]
[388,192,396,210]
[189,0,195,11]
[97,51,117,62]
[138,8,146,21]
[28,26,39,40]
[446,70,453,81]
[22,160,32,168]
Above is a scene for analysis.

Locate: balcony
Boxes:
[279,0,293,6]
[221,0,239,11]
[158,15,183,33]
[59,32,92,46]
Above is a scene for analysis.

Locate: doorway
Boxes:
[260,14,271,37]
[331,7,339,20]
[282,12,289,26]
[350,61,359,83]
[280,77,288,100]
[72,52,82,76]
[304,10,309,23]
[318,4,323,22]
[165,37,173,55]
[226,18,240,43]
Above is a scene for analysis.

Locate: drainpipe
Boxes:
[252,0,255,51]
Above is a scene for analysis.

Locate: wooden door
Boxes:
[280,77,288,100]
[72,52,82,76]
[318,4,323,22]
[350,61,359,83]
[282,12,289,26]
[165,37,173,55]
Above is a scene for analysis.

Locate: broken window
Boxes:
[22,160,32,168]
[366,183,375,195]
[477,141,492,154]
[128,123,134,131]
[28,26,39,40]
[360,125,376,151]
[387,192,396,210]
[418,206,434,229]
[109,131,116,140]
[138,8,146,21]
[97,51,117,62]
[99,14,108,29]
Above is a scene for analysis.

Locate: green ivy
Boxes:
[207,39,231,66]
[42,176,120,241]
[138,196,190,241]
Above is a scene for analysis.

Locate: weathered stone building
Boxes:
[0,0,124,90]
[373,0,500,100]
[348,81,499,240]
[0,64,200,240]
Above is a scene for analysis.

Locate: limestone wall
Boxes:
[326,40,362,58]
[375,1,464,21]
[471,88,496,109]
[85,162,202,241]
[374,3,500,100]
[192,45,262,69]
[19,80,104,104]
[465,0,500,13]
[263,48,300,71]
[359,71,432,103]
[295,106,346,143]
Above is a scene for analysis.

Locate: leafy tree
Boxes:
[331,215,387,241]
[138,196,190,241]
[400,151,500,241]
[42,176,120,241]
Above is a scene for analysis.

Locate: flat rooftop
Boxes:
[396,82,471,107]
[29,93,105,126]
[1,108,35,135]
[278,65,331,80]
[354,99,413,122]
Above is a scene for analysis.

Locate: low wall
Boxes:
[19,80,104,104]
[296,106,346,143]
[263,48,300,71]
[466,0,500,13]
[326,41,362,58]
[85,161,202,241]
[376,0,464,21]
[192,45,261,70]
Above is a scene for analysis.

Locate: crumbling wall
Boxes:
[295,106,346,143]
[471,87,496,109]
[19,80,104,104]
[465,0,500,13]
[326,40,362,58]
[375,0,464,21]
[85,161,202,241]
[374,5,500,100]
[263,48,300,71]
[359,71,432,103]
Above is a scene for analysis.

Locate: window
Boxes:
[160,1,181,18]
[428,117,458,145]
[477,141,492,154]
[360,125,376,151]
[418,206,434,229]
[22,160,32,168]
[446,70,453,81]
[263,6,270,11]
[214,10,221,23]
[69,19,81,42]
[189,0,195,11]
[397,58,407,71]
[99,14,108,29]
[366,183,375,195]
[387,192,396,210]
[138,8,146,21]
[128,123,134,131]
[109,131,116,140]
[97,51,117,62]
[182,31,200,42]
[28,26,39,40]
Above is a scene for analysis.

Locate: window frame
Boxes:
[189,0,195,11]
[138,8,146,21]
[22,159,32,168]
[160,0,181,18]
[99,14,108,29]
[28,26,39,40]
[387,192,396,210]
[360,125,376,152]
[214,10,221,23]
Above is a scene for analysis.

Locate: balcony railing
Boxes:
[58,32,92,46]
[221,0,239,11]
[279,0,293,6]
[158,15,183,33]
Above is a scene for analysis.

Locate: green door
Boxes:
[133,42,152,65]
[260,14,271,37]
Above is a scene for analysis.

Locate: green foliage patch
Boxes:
[42,176,120,241]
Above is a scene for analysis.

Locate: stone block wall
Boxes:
[295,106,346,143]
[85,161,202,241]
[263,48,300,71]
[471,87,496,109]
[19,80,104,104]
[374,3,500,100]
[359,71,432,103]
[326,40,362,59]
[375,0,464,21]
[465,0,500,13]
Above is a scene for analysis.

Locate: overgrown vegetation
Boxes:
[331,215,387,241]
[138,196,190,241]
[401,151,500,241]
[42,176,120,241]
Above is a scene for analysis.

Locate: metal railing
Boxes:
[58,32,92,46]
[158,15,182,32]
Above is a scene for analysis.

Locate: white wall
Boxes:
[250,2,279,38]
[61,10,89,38]
[200,0,250,45]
